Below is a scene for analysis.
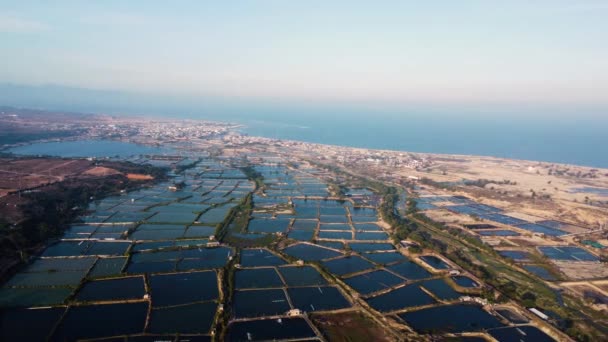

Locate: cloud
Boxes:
[0,13,49,33]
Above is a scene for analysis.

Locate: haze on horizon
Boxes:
[1,1,607,116]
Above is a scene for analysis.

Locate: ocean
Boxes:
[227,113,608,168]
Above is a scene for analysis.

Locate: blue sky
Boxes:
[1,1,607,111]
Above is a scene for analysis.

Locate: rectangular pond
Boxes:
[366,284,436,312]
[321,256,375,276]
[233,289,290,318]
[287,286,350,312]
[226,317,317,341]
[344,270,405,295]
[398,304,503,333]
[150,271,218,307]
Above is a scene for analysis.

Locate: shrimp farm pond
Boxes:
[0,141,561,341]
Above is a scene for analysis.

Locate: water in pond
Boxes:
[9,140,170,158]
[318,231,352,240]
[366,284,435,312]
[6,269,87,287]
[387,261,432,280]
[150,271,218,307]
[0,287,73,307]
[288,230,314,241]
[248,218,291,233]
[51,302,149,340]
[399,304,503,333]
[75,277,145,302]
[235,268,283,289]
[283,244,342,261]
[319,223,351,231]
[363,252,407,265]
[419,279,461,300]
[419,255,450,270]
[233,289,290,318]
[127,260,176,274]
[25,257,96,273]
[278,266,327,287]
[240,249,286,267]
[287,286,350,312]
[452,276,479,288]
[149,302,217,334]
[0,307,66,341]
[322,256,374,276]
[227,317,317,341]
[344,270,404,295]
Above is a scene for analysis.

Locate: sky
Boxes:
[1,1,607,113]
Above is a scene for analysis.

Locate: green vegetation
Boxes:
[240,166,264,191]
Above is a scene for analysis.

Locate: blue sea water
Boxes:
[3,84,606,167]
[236,114,608,168]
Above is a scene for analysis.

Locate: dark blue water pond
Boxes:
[419,279,461,300]
[0,307,65,341]
[318,231,352,240]
[288,230,315,241]
[283,244,342,261]
[227,317,317,341]
[233,289,290,318]
[344,270,404,295]
[287,286,350,312]
[240,249,286,267]
[399,304,503,333]
[75,276,145,302]
[248,219,291,233]
[150,271,218,307]
[291,219,318,230]
[363,252,407,265]
[51,302,149,340]
[322,256,374,276]
[127,260,176,274]
[236,268,283,289]
[419,255,450,270]
[386,261,432,280]
[366,284,435,311]
[452,276,479,288]
[149,301,217,334]
[278,266,327,286]
[320,223,352,231]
